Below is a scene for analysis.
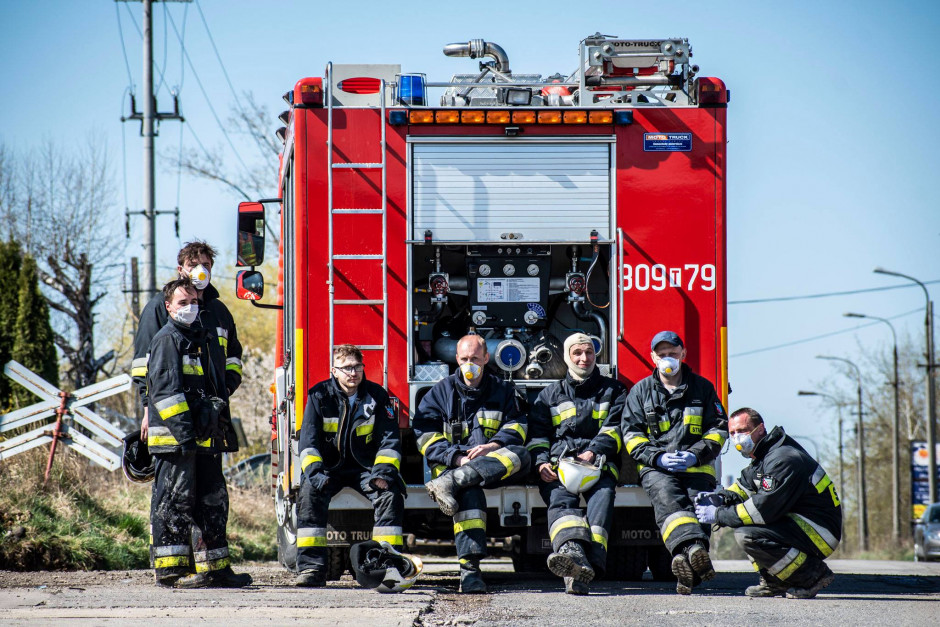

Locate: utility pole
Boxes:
[119,0,187,298]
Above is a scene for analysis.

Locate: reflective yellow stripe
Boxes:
[662,516,700,541]
[323,418,339,433]
[297,536,327,547]
[683,464,716,477]
[148,435,180,447]
[131,367,147,377]
[374,455,401,469]
[487,451,515,479]
[789,514,837,557]
[502,422,527,439]
[728,482,749,499]
[225,363,242,374]
[605,463,619,481]
[430,464,447,478]
[592,531,608,550]
[591,410,609,422]
[736,503,754,525]
[158,401,189,420]
[549,519,590,542]
[703,432,726,446]
[196,438,211,448]
[419,433,446,456]
[355,423,374,436]
[599,427,622,452]
[777,551,807,581]
[195,557,231,573]
[219,337,228,350]
[551,406,577,426]
[478,417,501,430]
[155,555,190,569]
[626,436,649,454]
[181,364,204,376]
[814,474,833,493]
[301,454,322,471]
[453,519,486,534]
[658,420,671,433]
[372,535,403,545]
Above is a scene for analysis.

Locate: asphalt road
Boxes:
[0,559,937,626]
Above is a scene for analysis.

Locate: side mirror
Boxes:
[236,202,266,267]
[236,270,264,300]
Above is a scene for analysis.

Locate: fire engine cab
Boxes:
[235,34,729,581]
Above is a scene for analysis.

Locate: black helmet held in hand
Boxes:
[122,430,155,483]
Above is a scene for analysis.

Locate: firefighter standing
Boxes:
[529,332,627,595]
[622,330,728,595]
[294,345,405,587]
[146,279,250,588]
[414,335,531,593]
[695,407,842,598]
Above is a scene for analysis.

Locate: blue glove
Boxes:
[675,451,698,467]
[695,491,724,507]
[695,504,718,525]
[306,472,329,492]
[656,453,684,471]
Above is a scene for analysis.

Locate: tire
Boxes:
[277,523,298,572]
[647,544,676,582]
[327,546,349,581]
[604,545,648,581]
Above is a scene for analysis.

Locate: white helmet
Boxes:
[557,454,606,495]
[350,540,423,593]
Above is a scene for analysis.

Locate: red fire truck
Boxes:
[234,35,729,581]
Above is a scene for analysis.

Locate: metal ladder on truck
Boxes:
[325,62,390,386]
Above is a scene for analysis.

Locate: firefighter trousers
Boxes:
[734,518,836,588]
[151,451,230,580]
[452,444,531,562]
[538,473,616,575]
[296,465,405,574]
[641,469,715,555]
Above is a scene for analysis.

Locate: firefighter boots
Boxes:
[687,542,716,582]
[547,540,595,583]
[745,576,789,598]
[459,559,487,594]
[295,569,327,587]
[786,565,835,599]
[671,552,695,595]
[175,567,253,589]
[426,466,483,517]
[564,576,589,595]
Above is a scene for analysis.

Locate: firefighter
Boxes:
[528,332,627,595]
[622,330,728,595]
[414,335,531,594]
[695,407,842,598]
[294,344,405,587]
[146,278,251,588]
[131,241,245,584]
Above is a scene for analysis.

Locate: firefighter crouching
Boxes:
[695,407,842,598]
[414,335,531,594]
[294,344,405,587]
[529,332,627,595]
[623,330,728,595]
[146,278,251,588]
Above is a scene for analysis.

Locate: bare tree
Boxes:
[0,138,124,389]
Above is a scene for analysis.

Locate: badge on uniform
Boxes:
[761,475,775,490]
[714,402,725,416]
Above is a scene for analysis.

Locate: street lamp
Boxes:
[817,354,868,552]
[845,312,902,543]
[798,390,845,495]
[874,268,936,508]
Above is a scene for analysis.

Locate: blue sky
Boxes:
[2,1,939,482]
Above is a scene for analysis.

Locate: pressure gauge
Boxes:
[524,310,539,325]
[471,311,488,326]
[478,263,492,277]
[503,263,515,276]
[526,263,539,276]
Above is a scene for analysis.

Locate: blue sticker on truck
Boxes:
[644,132,692,152]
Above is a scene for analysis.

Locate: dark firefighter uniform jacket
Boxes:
[622,364,728,480]
[528,369,627,480]
[412,371,527,478]
[298,377,403,489]
[715,425,842,556]
[146,319,232,455]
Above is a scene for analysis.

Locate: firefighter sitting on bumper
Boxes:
[146,278,251,588]
[622,330,728,595]
[529,332,627,595]
[294,344,405,587]
[414,334,531,594]
[695,407,842,599]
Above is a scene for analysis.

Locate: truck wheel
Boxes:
[326,546,349,581]
[277,524,298,572]
[604,545,647,581]
[647,544,676,581]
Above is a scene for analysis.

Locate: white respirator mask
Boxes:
[188,264,211,290]
[657,356,681,377]
[459,362,482,382]
[731,432,755,457]
[172,304,199,326]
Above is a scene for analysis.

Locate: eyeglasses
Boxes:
[333,364,364,375]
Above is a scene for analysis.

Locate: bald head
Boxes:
[456,334,487,356]
[455,334,488,387]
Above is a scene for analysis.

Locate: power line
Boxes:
[164,7,252,177]
[730,307,923,358]
[729,279,940,305]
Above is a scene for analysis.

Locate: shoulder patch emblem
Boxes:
[714,402,725,417]
[387,406,395,420]
[761,476,775,491]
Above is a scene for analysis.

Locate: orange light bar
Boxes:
[461,111,485,124]
[538,111,563,124]
[563,111,588,124]
[512,111,536,124]
[435,110,460,124]
[486,111,511,124]
[588,111,614,124]
[409,110,434,124]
